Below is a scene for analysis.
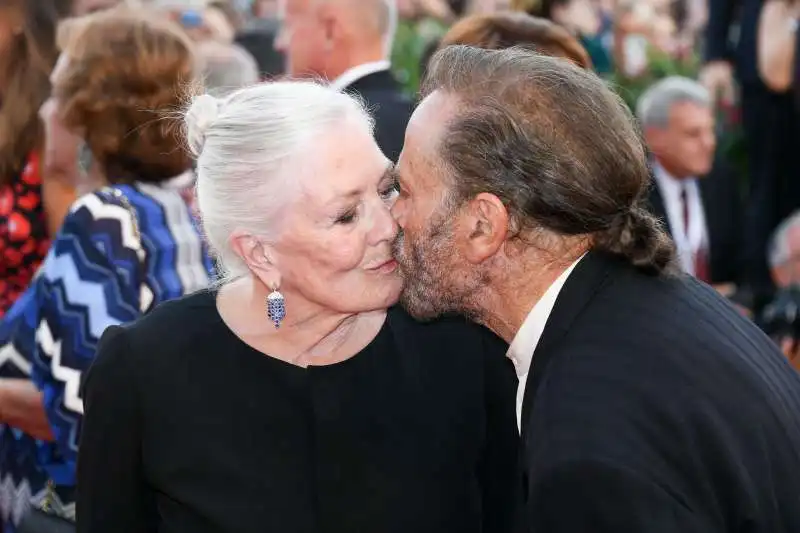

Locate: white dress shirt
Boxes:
[653,163,709,276]
[329,60,391,92]
[506,255,585,432]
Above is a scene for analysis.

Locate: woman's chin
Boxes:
[379,274,404,308]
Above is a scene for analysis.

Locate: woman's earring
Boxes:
[267,287,286,329]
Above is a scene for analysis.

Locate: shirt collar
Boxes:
[654,162,695,193]
[329,60,391,92]
[506,254,586,378]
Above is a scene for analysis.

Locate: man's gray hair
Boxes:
[421,45,678,275]
[769,211,800,268]
[636,76,711,129]
[199,42,260,97]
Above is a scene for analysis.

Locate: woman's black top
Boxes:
[77,289,519,533]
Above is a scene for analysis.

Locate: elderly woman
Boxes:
[76,78,518,533]
[0,7,211,529]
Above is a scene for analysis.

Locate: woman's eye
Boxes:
[336,210,357,224]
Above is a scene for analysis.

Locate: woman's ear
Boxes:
[229,232,282,288]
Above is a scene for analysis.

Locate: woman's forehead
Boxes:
[298,159,387,206]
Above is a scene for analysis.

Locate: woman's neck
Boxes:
[217,276,387,367]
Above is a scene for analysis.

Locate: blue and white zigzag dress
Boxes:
[0,180,213,532]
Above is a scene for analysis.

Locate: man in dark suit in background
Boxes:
[638,76,744,289]
[392,46,800,532]
[276,0,413,162]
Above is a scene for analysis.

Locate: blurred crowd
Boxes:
[1,0,800,531]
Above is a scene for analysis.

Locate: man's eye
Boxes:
[380,183,398,200]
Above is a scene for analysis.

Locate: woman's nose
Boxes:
[370,201,399,245]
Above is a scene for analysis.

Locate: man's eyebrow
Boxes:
[391,164,408,187]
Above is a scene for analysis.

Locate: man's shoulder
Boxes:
[550,269,776,387]
[536,268,800,429]
[588,267,743,335]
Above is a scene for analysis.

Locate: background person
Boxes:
[0,8,212,527]
[276,0,413,162]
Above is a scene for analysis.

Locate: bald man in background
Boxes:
[276,0,413,162]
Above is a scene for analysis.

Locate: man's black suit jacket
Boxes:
[343,70,414,163]
[519,251,800,532]
[647,160,744,285]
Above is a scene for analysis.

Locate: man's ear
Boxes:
[316,2,339,46]
[460,192,509,264]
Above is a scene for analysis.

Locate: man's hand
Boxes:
[699,60,736,106]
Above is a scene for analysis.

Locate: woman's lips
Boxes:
[366,259,399,274]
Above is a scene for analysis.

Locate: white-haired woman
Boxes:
[76,81,519,533]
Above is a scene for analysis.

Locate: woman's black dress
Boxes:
[77,289,519,533]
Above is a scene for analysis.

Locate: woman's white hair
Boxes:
[184,81,374,279]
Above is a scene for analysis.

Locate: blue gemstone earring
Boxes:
[267,288,286,329]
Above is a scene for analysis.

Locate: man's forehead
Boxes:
[413,90,459,125]
[669,101,711,125]
[399,92,460,191]
[406,91,459,155]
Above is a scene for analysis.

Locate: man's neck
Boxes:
[324,44,387,81]
[468,246,586,343]
[654,157,690,181]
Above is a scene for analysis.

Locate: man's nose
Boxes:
[390,197,406,228]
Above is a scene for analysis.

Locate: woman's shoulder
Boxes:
[110,289,218,354]
[386,306,508,358]
[131,287,215,330]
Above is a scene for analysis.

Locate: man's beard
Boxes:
[392,209,486,321]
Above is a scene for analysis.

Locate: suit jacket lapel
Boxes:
[519,251,619,436]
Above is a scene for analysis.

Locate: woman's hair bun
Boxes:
[184,93,220,158]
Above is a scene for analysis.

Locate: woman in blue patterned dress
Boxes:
[0,9,211,530]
